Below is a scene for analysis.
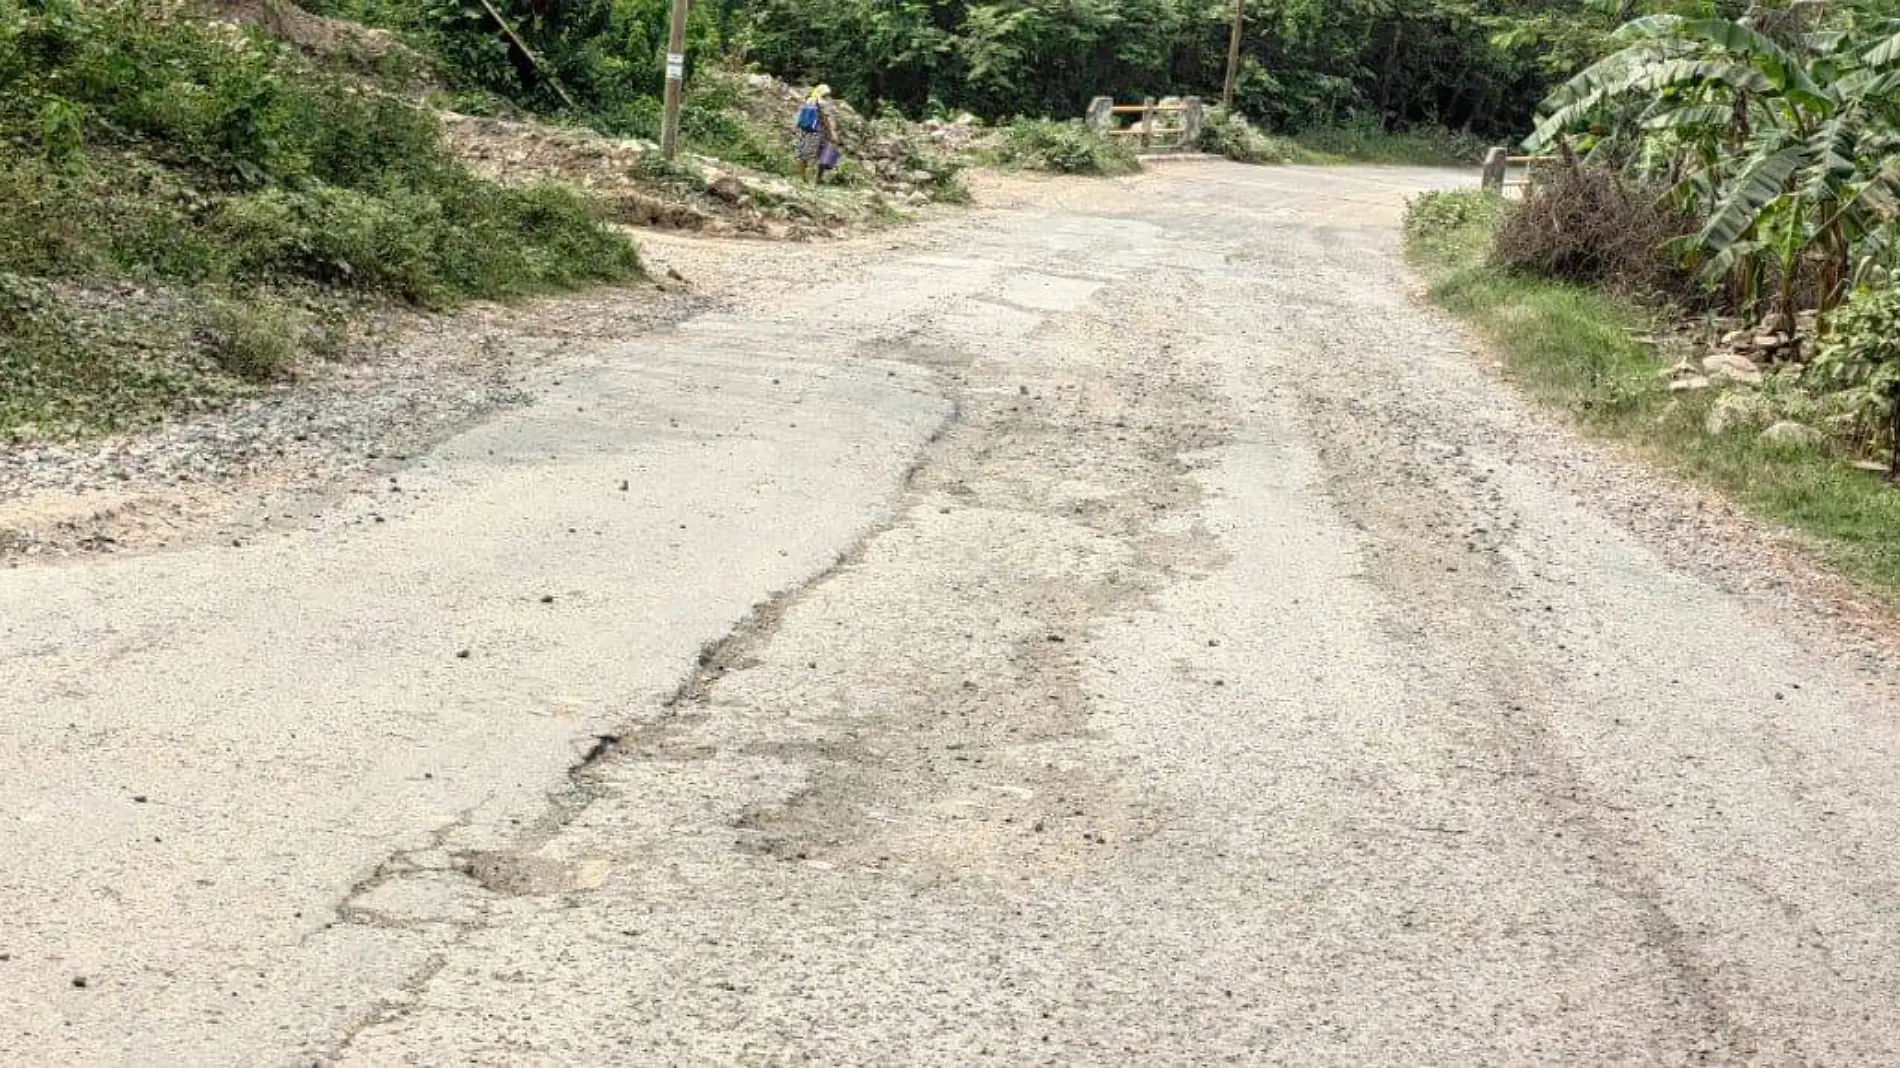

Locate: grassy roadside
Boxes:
[1283,122,1488,167]
[1405,192,1900,603]
[985,119,1142,176]
[1203,113,1486,168]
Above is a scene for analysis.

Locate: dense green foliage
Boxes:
[0,0,637,436]
[736,0,1642,134]
[310,0,1714,146]
[0,0,637,299]
[1525,7,1900,320]
[304,0,720,128]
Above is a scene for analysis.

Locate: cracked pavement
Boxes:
[8,165,1900,1065]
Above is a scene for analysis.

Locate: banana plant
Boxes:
[1526,13,1900,316]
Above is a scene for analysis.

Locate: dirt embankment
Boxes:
[444,75,977,240]
[207,0,418,65]
[215,1,976,238]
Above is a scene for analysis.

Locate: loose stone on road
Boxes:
[6,165,1900,1065]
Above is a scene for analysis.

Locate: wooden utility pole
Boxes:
[659,0,691,159]
[1222,0,1244,110]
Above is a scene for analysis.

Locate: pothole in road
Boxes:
[454,850,614,896]
[862,338,975,370]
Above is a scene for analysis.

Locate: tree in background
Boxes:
[304,0,721,130]
[306,0,1768,142]
[734,0,1703,136]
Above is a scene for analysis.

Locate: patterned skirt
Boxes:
[795,128,825,162]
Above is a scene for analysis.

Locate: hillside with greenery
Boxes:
[0,0,640,438]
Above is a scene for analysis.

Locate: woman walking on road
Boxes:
[794,85,841,183]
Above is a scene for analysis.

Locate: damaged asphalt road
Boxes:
[8,165,1900,1065]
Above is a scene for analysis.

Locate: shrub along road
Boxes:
[7,165,1900,1064]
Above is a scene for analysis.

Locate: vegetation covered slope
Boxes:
[0,0,639,438]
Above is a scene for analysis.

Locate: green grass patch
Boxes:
[1284,121,1488,167]
[1406,190,1900,603]
[987,119,1141,176]
[1202,114,1490,168]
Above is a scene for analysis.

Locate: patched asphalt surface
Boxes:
[7,165,1900,1065]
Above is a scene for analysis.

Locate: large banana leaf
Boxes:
[1641,103,1737,131]
[1528,56,1770,149]
[1696,237,1765,284]
[1866,29,1900,69]
[1698,140,1807,254]
[1609,14,1694,45]
[1666,18,1822,101]
[1821,150,1900,239]
[1834,66,1900,108]
[1532,15,1843,150]
[1611,14,1817,95]
[1804,112,1863,191]
[1536,43,1668,116]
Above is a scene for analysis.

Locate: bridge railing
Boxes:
[1086,96,1205,154]
[1481,146,1559,195]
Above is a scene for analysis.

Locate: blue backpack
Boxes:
[795,102,821,132]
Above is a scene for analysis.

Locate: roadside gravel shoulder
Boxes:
[0,284,693,565]
[1388,271,1900,684]
[0,172,1070,568]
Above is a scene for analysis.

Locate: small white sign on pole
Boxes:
[666,53,685,81]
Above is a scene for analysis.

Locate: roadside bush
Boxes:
[200,298,299,381]
[989,119,1138,176]
[1491,161,1695,300]
[1812,277,1900,458]
[1199,108,1290,165]
[1402,191,1504,256]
